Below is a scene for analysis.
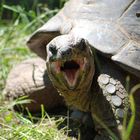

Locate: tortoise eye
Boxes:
[49,45,57,54]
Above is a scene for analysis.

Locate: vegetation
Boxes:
[0,100,71,140]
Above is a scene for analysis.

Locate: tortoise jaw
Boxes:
[51,58,87,89]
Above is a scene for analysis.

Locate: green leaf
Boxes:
[3,5,19,13]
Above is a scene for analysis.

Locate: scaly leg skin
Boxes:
[92,73,130,140]
[98,74,129,129]
[3,57,65,113]
[91,89,121,140]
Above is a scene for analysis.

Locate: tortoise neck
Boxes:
[59,88,92,112]
[57,71,99,112]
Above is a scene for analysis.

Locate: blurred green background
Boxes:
[0,0,66,19]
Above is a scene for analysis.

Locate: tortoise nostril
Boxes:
[61,48,72,57]
[136,12,140,17]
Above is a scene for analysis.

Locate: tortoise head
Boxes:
[46,35,95,94]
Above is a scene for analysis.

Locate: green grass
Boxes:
[0,98,72,140]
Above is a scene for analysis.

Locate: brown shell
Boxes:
[27,0,140,77]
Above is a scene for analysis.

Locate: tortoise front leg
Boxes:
[91,91,121,140]
[98,74,129,129]
[3,57,65,113]
[91,74,130,140]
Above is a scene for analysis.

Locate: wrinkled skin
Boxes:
[46,35,95,110]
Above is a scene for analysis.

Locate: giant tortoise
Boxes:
[3,0,140,139]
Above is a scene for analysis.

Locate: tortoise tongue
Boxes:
[64,69,78,85]
[61,60,80,86]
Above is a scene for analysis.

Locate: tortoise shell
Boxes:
[27,0,140,77]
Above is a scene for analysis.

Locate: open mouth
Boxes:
[51,58,87,87]
[60,60,80,86]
